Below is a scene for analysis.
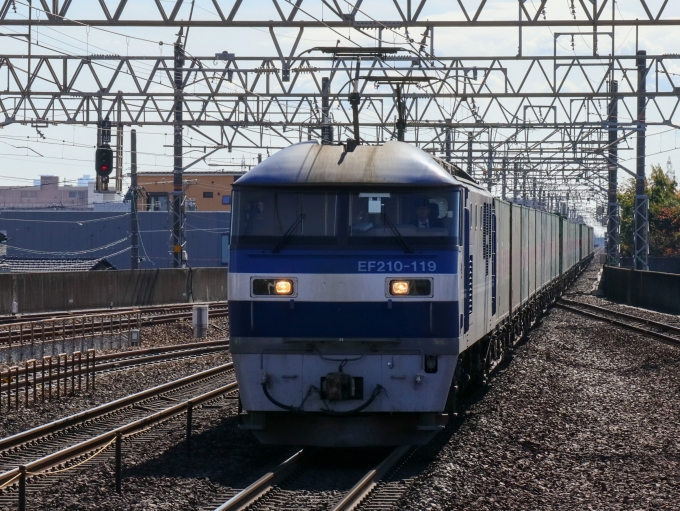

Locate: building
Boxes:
[0,174,127,211]
[0,176,88,209]
[137,172,242,212]
[78,174,95,187]
[87,182,127,211]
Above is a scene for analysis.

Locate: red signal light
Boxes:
[95,145,113,177]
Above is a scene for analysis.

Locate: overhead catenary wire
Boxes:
[6,236,129,256]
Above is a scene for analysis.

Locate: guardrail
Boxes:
[0,340,231,412]
[1,351,97,411]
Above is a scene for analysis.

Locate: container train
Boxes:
[227,141,594,446]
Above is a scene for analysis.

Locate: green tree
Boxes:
[618,165,680,257]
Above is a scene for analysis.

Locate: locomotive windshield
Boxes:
[231,188,462,248]
[348,190,461,246]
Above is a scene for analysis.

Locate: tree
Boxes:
[618,165,680,257]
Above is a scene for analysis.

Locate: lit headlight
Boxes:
[388,279,433,297]
[390,280,410,295]
[275,280,293,295]
[251,278,296,296]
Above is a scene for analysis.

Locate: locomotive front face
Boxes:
[228,186,464,446]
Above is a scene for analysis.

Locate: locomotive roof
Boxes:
[233,141,465,187]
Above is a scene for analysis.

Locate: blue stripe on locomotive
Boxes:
[230,300,459,338]
[230,249,458,274]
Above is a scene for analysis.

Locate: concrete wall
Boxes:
[1,267,228,314]
[603,266,680,315]
[619,257,680,275]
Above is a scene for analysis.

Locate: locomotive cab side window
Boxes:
[231,190,338,247]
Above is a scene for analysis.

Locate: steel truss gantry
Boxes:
[2,0,679,267]
[0,0,677,27]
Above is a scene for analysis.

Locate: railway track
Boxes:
[140,304,229,326]
[207,446,412,511]
[556,298,680,345]
[0,302,229,325]
[0,362,238,507]
[0,303,229,346]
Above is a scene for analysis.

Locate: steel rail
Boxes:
[212,446,411,511]
[0,362,233,453]
[0,380,238,488]
[0,302,228,325]
[556,301,680,345]
[560,298,680,335]
[0,306,228,345]
[213,449,308,511]
[330,446,411,511]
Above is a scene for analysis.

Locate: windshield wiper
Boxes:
[272,213,306,253]
[382,213,412,254]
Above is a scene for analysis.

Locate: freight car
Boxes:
[228,141,593,446]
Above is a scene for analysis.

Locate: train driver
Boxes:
[414,199,443,229]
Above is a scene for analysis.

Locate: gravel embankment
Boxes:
[397,261,680,510]
[138,317,230,349]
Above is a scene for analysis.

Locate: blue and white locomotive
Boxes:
[228,140,593,446]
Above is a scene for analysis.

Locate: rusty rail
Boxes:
[0,305,229,348]
[0,302,229,325]
[0,311,141,347]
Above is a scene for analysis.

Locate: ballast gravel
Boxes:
[397,261,680,510]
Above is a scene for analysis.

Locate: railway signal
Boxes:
[95,144,114,179]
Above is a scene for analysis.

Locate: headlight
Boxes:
[388,279,432,297]
[251,278,296,296]
[275,280,293,295]
[390,280,410,295]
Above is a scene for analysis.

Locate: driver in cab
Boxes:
[414,200,443,229]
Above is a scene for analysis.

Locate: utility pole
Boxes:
[606,80,620,267]
[396,84,406,142]
[172,30,186,268]
[487,135,493,191]
[467,134,473,177]
[321,77,332,144]
[348,57,361,151]
[634,50,649,270]
[130,129,139,270]
[445,128,452,162]
[501,157,507,200]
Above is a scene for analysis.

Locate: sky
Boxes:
[0,0,679,204]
